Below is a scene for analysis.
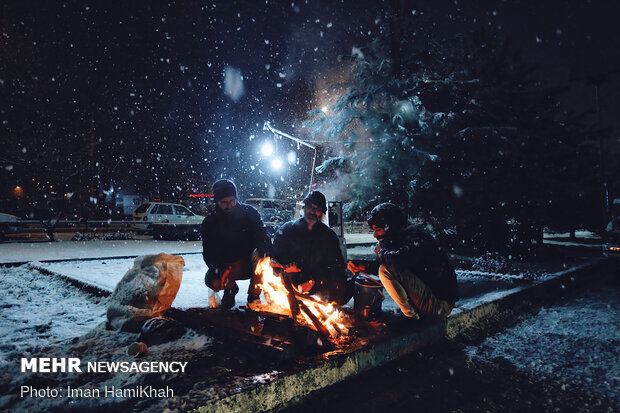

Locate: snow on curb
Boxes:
[28,262,113,297]
[446,259,613,339]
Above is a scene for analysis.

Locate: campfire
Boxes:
[252,256,350,342]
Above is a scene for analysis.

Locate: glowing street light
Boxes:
[263,121,317,192]
[271,158,283,170]
[261,141,274,156]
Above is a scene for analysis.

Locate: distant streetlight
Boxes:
[13,186,24,197]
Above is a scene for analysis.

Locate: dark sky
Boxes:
[1,1,379,199]
[1,0,618,203]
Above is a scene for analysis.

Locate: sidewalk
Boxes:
[0,234,375,265]
[0,239,203,264]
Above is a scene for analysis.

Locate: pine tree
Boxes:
[306,4,601,255]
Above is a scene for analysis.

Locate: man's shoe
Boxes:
[221,286,239,310]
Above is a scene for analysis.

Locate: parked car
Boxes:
[132,202,205,232]
[0,213,20,240]
[244,198,295,239]
[245,198,295,224]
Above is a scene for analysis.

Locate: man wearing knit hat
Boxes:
[270,191,348,304]
[200,179,268,309]
[347,203,458,320]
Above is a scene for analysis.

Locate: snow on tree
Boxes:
[305,5,601,255]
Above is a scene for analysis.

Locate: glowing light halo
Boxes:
[271,158,283,170]
[261,142,274,156]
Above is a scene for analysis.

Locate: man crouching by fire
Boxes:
[348,203,458,320]
[200,179,268,309]
[270,191,349,305]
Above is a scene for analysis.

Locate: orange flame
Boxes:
[255,256,349,339]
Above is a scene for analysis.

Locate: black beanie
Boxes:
[212,179,237,202]
[303,191,327,212]
[367,203,406,232]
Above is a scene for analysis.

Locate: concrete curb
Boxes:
[188,258,614,413]
[193,322,446,413]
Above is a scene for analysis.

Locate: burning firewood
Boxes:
[254,256,350,341]
[296,299,332,340]
[279,272,301,319]
[273,269,332,342]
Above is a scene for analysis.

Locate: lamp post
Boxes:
[263,121,318,193]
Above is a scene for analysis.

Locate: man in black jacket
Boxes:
[271,191,348,304]
[348,203,458,319]
[200,179,268,309]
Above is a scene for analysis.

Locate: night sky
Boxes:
[1,0,619,216]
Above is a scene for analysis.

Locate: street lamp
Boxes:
[263,121,317,193]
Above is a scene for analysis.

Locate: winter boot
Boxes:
[221,285,239,310]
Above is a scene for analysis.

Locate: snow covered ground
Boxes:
[0,234,377,264]
[543,230,600,239]
[0,264,107,366]
[0,239,616,408]
[467,285,620,404]
[0,239,558,367]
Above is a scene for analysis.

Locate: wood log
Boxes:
[297,300,332,340]
[280,272,301,318]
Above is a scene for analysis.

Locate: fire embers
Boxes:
[253,257,350,342]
